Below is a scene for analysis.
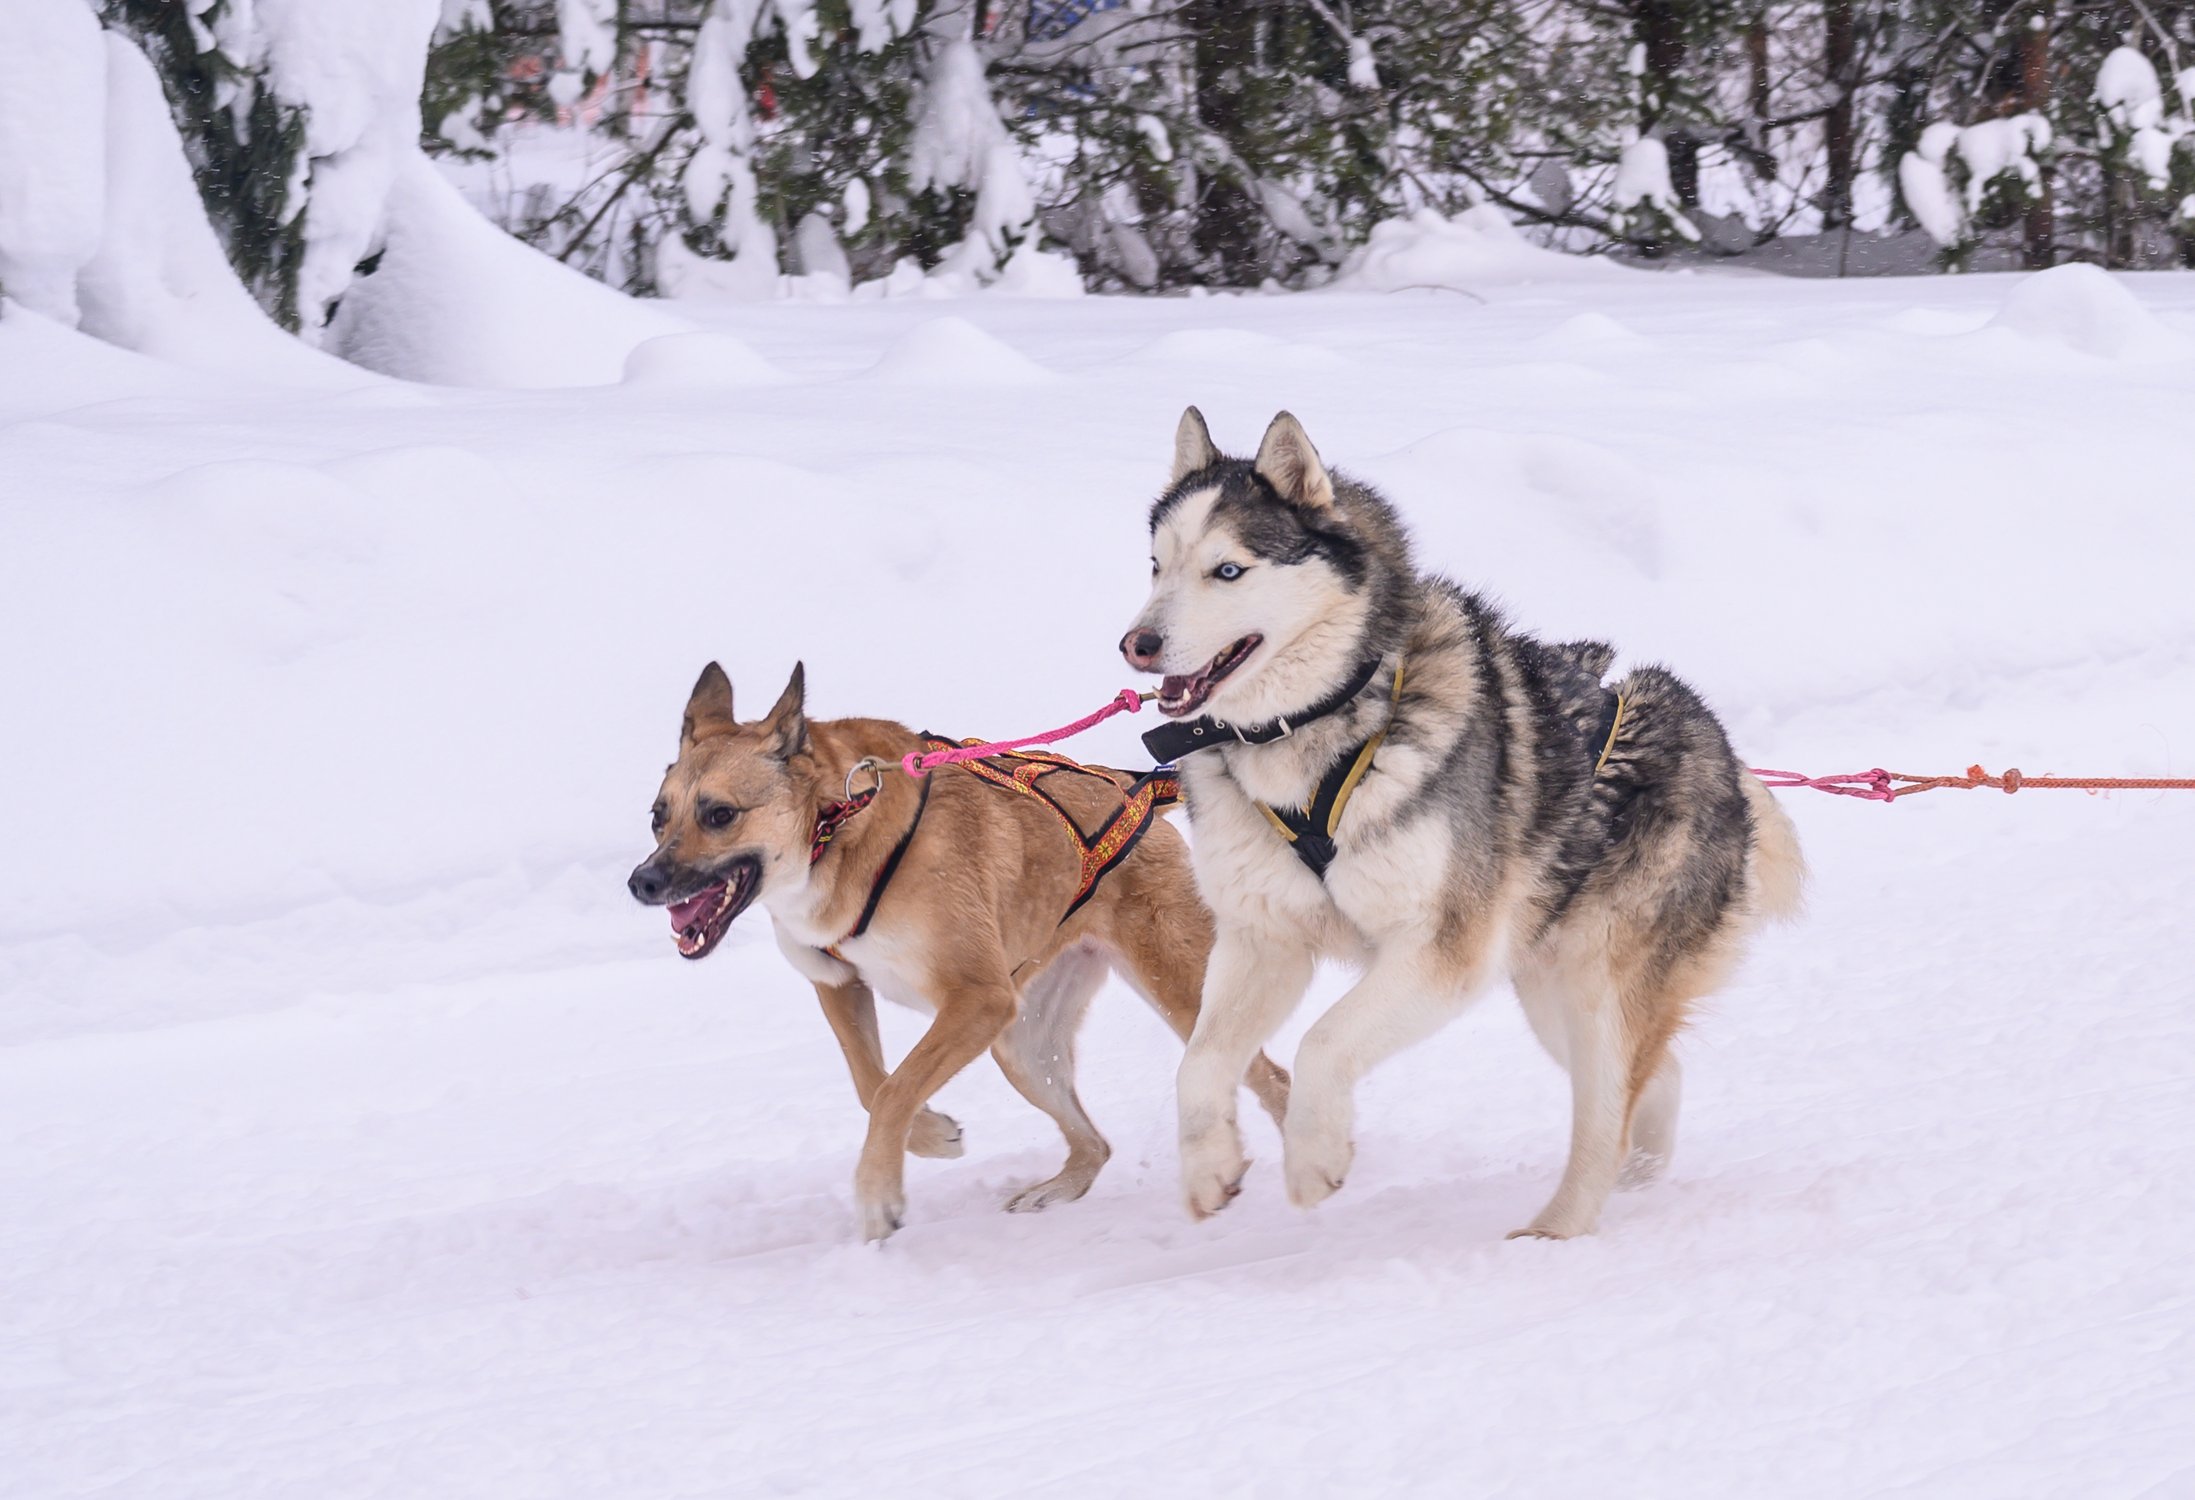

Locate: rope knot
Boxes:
[2000,767,2022,794]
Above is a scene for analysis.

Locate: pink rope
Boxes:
[902,689,1148,778]
[1749,767,1896,802]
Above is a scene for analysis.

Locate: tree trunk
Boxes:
[1822,0,1855,227]
[1185,0,1264,284]
[2018,8,2054,268]
[1635,0,1697,208]
[1748,18,1770,122]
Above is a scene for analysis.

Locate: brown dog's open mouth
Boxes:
[1157,635,1262,718]
[666,860,760,959]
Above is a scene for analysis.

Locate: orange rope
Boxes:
[1753,763,2195,802]
[1883,765,2195,800]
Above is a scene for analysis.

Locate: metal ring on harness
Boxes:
[844,757,887,802]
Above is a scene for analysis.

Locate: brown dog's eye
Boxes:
[703,806,738,830]
[650,802,667,834]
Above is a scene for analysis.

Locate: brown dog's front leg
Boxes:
[812,980,963,1159]
[852,980,1016,1241]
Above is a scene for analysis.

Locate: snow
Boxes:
[0,0,105,326]
[2096,44,2165,132]
[325,155,686,386]
[1901,122,1967,248]
[6,266,2195,1496]
[1902,114,2057,248]
[1953,113,2052,214]
[907,38,1056,290]
[1610,136,1701,243]
[1330,204,1623,292]
[1983,260,2193,362]
[2095,47,2185,190]
[555,0,617,76]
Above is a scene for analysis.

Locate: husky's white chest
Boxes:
[1183,753,1446,951]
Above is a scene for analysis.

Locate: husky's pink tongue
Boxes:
[668,885,723,930]
[1161,672,1199,700]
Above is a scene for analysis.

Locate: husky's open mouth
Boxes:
[1157,634,1262,718]
[665,858,761,959]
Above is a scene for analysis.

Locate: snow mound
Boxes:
[1537,310,1652,352]
[861,315,1056,384]
[1985,263,2192,363]
[1329,204,1621,293]
[327,157,687,388]
[621,331,784,389]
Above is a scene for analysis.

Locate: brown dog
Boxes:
[629,663,1289,1241]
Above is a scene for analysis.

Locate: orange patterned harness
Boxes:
[919,736,1182,925]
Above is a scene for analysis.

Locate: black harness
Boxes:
[825,770,931,956]
[1142,655,1628,881]
[1141,654,1399,880]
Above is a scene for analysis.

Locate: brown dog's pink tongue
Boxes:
[667,887,721,930]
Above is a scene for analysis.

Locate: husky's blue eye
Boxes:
[1214,562,1246,581]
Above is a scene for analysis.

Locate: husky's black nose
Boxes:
[1122,628,1163,670]
[628,862,669,904]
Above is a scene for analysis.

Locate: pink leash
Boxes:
[1748,767,1896,802]
[901,689,1149,778]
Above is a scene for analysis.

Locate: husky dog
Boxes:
[628,662,1289,1241]
[1119,409,1803,1239]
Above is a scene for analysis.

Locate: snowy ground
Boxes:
[6,264,2194,1498]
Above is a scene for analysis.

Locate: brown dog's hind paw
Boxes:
[907,1109,964,1159]
[1004,1169,1099,1214]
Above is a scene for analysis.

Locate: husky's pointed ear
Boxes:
[1253,411,1334,511]
[1172,405,1219,483]
[682,662,736,748]
[760,661,809,759]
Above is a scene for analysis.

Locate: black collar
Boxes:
[1141,652,1388,765]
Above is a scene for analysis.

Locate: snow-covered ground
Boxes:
[6,262,2194,1498]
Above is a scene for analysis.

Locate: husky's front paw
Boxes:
[1180,1130,1249,1220]
[907,1109,964,1159]
[1282,1125,1352,1209]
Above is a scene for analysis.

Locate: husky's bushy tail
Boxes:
[1739,773,1806,922]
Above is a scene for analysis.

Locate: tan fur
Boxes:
[1741,773,1808,922]
[641,665,1289,1242]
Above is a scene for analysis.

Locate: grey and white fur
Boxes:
[1121,407,1804,1238]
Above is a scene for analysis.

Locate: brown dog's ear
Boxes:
[1172,405,1218,483]
[681,662,736,748]
[1253,411,1334,511]
[760,661,808,759]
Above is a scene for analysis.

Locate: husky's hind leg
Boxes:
[1514,941,1699,1236]
[1510,970,1634,1240]
[1619,1053,1681,1188]
[992,944,1111,1212]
